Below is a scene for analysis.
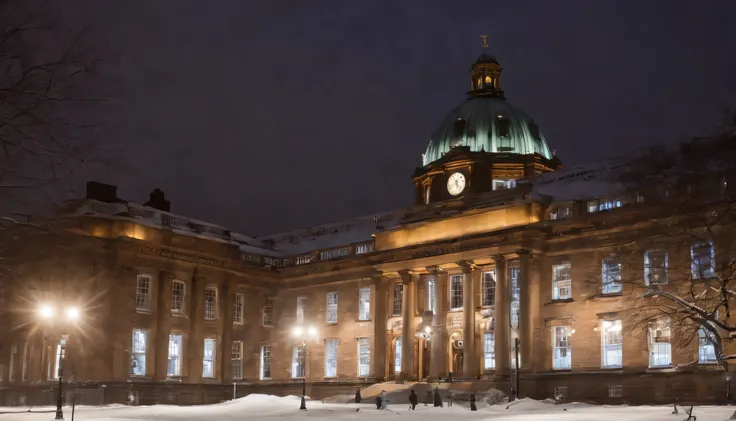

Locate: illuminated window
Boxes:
[550,206,571,220]
[427,278,436,314]
[552,326,571,370]
[326,292,338,324]
[552,263,572,300]
[167,334,183,377]
[691,242,715,280]
[358,338,370,376]
[233,293,244,324]
[260,345,271,379]
[135,275,152,311]
[358,288,370,321]
[325,339,338,377]
[131,329,147,376]
[232,341,243,379]
[648,319,671,367]
[202,338,216,378]
[644,250,668,285]
[291,345,305,378]
[394,337,402,374]
[296,296,306,324]
[484,332,495,370]
[392,284,403,316]
[262,298,273,327]
[481,271,496,306]
[698,327,717,363]
[601,320,622,368]
[450,275,464,310]
[601,256,622,295]
[204,286,218,320]
[171,280,186,315]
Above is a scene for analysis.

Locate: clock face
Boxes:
[447,172,466,196]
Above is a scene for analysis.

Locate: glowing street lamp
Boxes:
[292,325,318,410]
[36,303,83,419]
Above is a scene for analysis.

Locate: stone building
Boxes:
[0,47,735,406]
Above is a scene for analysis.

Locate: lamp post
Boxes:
[38,303,81,420]
[291,325,317,410]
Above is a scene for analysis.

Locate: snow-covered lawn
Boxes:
[0,394,734,421]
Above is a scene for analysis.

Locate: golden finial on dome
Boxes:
[481,34,488,49]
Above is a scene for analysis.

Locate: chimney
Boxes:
[86,181,118,203]
[144,188,171,212]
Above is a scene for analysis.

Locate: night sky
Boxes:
[67,0,736,235]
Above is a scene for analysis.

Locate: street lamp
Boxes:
[37,303,82,420]
[292,325,317,410]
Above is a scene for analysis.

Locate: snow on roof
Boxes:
[256,210,406,255]
[529,156,629,202]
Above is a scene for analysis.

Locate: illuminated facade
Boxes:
[0,47,734,406]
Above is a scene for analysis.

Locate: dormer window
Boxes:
[528,122,541,140]
[452,118,466,140]
[496,115,510,138]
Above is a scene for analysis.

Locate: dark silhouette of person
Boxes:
[409,390,418,410]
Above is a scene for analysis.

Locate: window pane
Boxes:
[358,338,370,376]
[427,279,436,315]
[552,326,571,370]
[602,256,622,295]
[358,288,371,321]
[450,275,464,310]
[167,334,183,376]
[292,345,305,378]
[481,271,496,306]
[648,319,671,367]
[644,250,668,285]
[601,320,622,368]
[484,332,495,370]
[394,337,402,374]
[326,292,338,323]
[202,338,216,378]
[392,284,403,316]
[262,298,273,327]
[172,281,185,313]
[232,341,243,380]
[261,345,271,379]
[131,329,147,376]
[135,276,151,310]
[204,287,217,320]
[325,339,338,377]
[552,263,572,300]
[233,293,244,324]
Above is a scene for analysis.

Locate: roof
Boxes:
[422,96,554,166]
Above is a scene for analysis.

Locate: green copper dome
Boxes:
[422,52,554,166]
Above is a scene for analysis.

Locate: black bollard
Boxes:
[470,393,477,411]
[433,387,443,407]
[376,396,382,410]
[355,388,362,404]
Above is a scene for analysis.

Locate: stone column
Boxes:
[398,270,416,381]
[154,271,173,380]
[372,276,389,381]
[221,278,234,382]
[461,263,476,379]
[427,268,448,380]
[519,252,536,372]
[187,271,205,382]
[493,256,510,377]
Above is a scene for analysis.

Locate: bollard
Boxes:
[355,388,362,404]
[470,393,477,411]
[433,387,443,407]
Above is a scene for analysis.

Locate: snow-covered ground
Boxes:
[0,394,733,421]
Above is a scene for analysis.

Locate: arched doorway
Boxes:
[449,331,463,377]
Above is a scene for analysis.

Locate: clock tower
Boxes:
[412,39,562,206]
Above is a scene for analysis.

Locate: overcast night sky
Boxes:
[65,0,736,236]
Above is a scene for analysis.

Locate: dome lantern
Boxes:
[469,35,504,99]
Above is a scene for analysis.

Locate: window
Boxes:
[601,320,622,368]
[200,339,215,378]
[296,296,306,324]
[131,329,147,376]
[233,293,244,324]
[295,255,312,265]
[262,297,273,327]
[392,284,403,316]
[260,345,271,379]
[450,275,464,310]
[171,280,186,314]
[358,288,371,321]
[8,344,16,382]
[358,338,370,377]
[135,275,152,311]
[644,250,668,285]
[554,386,568,400]
[528,122,541,140]
[698,327,717,363]
[598,200,622,211]
[496,116,510,137]
[21,342,28,381]
[587,200,598,213]
[550,206,571,220]
[326,292,338,324]
[427,278,436,315]
[51,344,62,379]
[356,242,374,254]
[609,385,623,398]
[552,326,571,370]
[325,339,338,377]
[492,179,516,190]
[204,286,218,320]
[648,319,672,367]
[320,248,349,260]
[510,302,520,331]
[601,256,622,295]
[691,242,715,280]
[484,332,495,370]
[552,263,572,300]
[292,345,305,378]
[394,337,402,374]
[167,334,183,376]
[481,271,496,306]
[232,341,244,379]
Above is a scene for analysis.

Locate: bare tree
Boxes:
[580,115,736,377]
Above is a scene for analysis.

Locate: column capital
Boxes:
[425,265,442,275]
[398,270,416,284]
[458,260,479,274]
[491,255,506,265]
